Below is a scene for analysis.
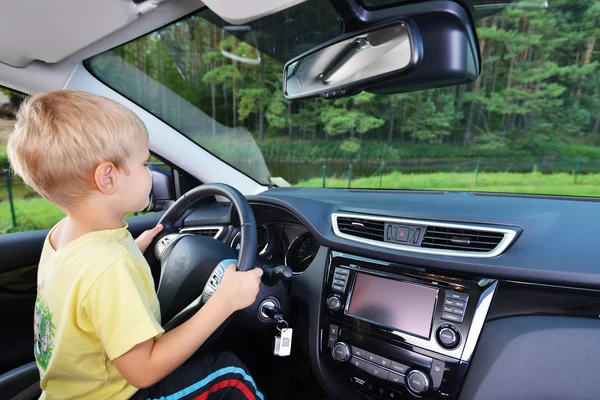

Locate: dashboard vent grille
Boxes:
[179,226,224,239]
[337,216,385,241]
[332,212,517,258]
[422,226,504,252]
[196,229,220,238]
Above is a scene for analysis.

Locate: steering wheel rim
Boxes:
[143,183,258,331]
[156,182,257,272]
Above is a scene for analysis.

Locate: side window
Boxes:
[0,88,61,234]
[0,88,175,234]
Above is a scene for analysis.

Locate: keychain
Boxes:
[273,317,293,357]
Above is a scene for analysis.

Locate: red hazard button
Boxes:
[395,227,409,242]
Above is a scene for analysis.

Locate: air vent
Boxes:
[179,226,224,239]
[337,216,385,241]
[332,212,518,258]
[197,229,220,238]
[422,226,504,252]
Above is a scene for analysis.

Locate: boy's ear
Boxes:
[94,162,118,195]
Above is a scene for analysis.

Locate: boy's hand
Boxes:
[213,265,263,313]
[135,224,164,254]
[115,263,263,389]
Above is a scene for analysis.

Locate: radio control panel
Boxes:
[321,252,497,399]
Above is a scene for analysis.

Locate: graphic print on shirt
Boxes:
[34,283,55,372]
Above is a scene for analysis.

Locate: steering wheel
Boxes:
[144,183,258,330]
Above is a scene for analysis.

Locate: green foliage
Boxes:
[0,197,64,233]
[266,95,288,130]
[320,107,356,137]
[340,139,361,154]
[238,88,270,121]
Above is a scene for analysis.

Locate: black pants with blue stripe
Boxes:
[131,352,264,400]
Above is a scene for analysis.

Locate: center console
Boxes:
[320,251,497,399]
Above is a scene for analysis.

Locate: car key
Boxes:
[273,317,293,357]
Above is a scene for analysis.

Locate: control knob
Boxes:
[406,370,431,395]
[326,295,342,312]
[331,342,351,362]
[437,325,460,349]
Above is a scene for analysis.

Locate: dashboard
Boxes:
[182,202,320,275]
[228,223,319,273]
[181,188,600,400]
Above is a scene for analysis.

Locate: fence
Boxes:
[1,158,599,230]
[2,169,16,228]
[317,157,594,188]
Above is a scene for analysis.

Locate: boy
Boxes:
[7,90,264,399]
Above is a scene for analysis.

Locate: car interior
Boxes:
[1,0,600,399]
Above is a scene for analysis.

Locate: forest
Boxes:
[85,0,599,168]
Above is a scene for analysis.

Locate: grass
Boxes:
[0,196,150,233]
[2,170,600,233]
[297,171,600,197]
[0,197,64,233]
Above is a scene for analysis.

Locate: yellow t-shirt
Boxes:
[35,221,164,399]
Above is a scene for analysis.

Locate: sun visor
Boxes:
[0,0,161,67]
[201,0,308,24]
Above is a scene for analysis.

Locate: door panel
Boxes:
[0,212,163,374]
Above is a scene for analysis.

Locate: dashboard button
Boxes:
[332,284,345,293]
[329,324,339,336]
[396,227,409,242]
[365,352,383,364]
[430,359,445,389]
[333,279,347,287]
[379,357,392,368]
[443,305,465,315]
[350,357,365,370]
[327,335,336,349]
[444,298,466,308]
[445,291,469,302]
[335,267,349,275]
[388,372,404,386]
[390,361,409,375]
[441,312,464,323]
[334,273,348,281]
[351,346,365,358]
[364,363,389,380]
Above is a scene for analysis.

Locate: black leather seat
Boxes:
[0,362,41,400]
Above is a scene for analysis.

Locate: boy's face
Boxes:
[113,137,153,215]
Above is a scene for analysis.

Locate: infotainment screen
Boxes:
[346,273,438,339]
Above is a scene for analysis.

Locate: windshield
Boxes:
[86,0,600,196]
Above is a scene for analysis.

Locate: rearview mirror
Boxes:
[283,20,421,100]
[283,1,481,100]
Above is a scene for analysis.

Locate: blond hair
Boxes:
[7,90,148,207]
